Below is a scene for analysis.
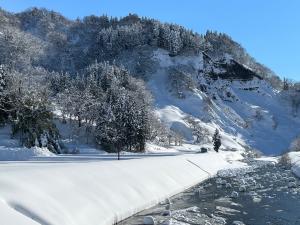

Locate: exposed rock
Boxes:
[143,216,155,225]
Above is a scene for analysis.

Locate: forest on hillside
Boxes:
[1,8,298,154]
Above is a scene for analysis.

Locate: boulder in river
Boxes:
[162,210,171,216]
[143,216,155,225]
[288,177,296,182]
[161,219,172,225]
[288,182,297,188]
[231,191,239,198]
[225,183,232,188]
[239,185,247,192]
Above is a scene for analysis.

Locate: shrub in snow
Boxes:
[289,136,300,152]
[253,109,264,121]
[143,216,155,225]
[278,153,292,169]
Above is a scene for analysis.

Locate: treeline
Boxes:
[0,8,280,86]
[0,65,60,152]
[50,62,164,153]
[0,62,173,153]
[0,61,175,153]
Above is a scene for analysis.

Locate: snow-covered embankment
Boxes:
[0,152,245,225]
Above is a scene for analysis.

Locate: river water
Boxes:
[120,160,300,225]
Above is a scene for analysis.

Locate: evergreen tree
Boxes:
[283,78,289,90]
[11,90,61,153]
[0,65,9,124]
[213,129,221,152]
[89,63,153,157]
[0,65,6,93]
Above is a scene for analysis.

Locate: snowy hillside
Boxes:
[1,8,298,156]
[1,7,300,225]
[145,49,300,155]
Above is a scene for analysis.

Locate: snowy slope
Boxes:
[0,201,40,225]
[0,152,245,225]
[147,49,300,155]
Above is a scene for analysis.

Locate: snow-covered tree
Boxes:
[11,91,60,152]
[185,116,210,144]
[0,65,8,124]
[168,67,195,98]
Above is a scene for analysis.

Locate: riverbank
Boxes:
[0,151,245,225]
[121,158,300,225]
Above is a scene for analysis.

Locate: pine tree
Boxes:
[283,78,289,90]
[213,129,221,152]
[0,65,6,93]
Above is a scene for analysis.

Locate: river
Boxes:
[120,160,300,225]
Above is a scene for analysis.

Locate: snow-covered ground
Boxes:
[0,151,246,225]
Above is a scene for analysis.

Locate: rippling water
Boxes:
[120,160,300,225]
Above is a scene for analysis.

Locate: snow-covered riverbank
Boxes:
[0,151,245,225]
[122,158,300,225]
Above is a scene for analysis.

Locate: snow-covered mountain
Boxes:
[2,7,300,225]
[0,8,299,155]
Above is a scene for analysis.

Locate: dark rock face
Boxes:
[203,53,262,81]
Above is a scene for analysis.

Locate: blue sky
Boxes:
[1,0,299,80]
